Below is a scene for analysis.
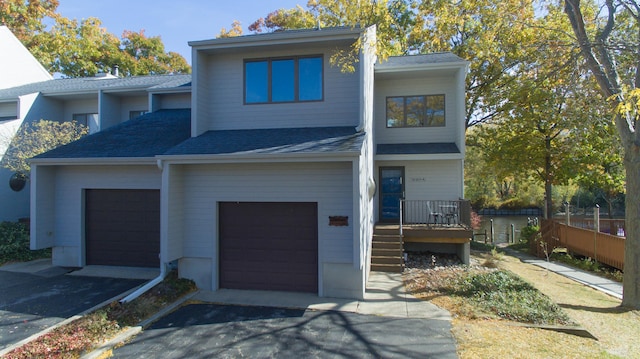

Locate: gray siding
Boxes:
[201,45,359,131]
[35,165,161,267]
[177,162,354,290]
[375,160,463,222]
[374,77,459,145]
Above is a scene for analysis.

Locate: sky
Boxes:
[55,0,305,64]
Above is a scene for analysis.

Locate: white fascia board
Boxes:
[29,157,158,166]
[375,62,469,74]
[189,28,363,50]
[159,151,360,165]
[375,153,464,161]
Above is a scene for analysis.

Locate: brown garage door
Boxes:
[86,189,160,267]
[219,202,318,293]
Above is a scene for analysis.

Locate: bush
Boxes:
[0,221,50,265]
[519,225,540,243]
[447,270,571,325]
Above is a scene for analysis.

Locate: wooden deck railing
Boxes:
[400,200,471,228]
[534,219,624,270]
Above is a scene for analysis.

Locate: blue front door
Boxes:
[380,167,404,221]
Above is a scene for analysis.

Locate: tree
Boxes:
[218,20,244,38]
[1,120,87,177]
[564,0,640,308]
[2,3,190,77]
[29,17,190,77]
[0,0,59,41]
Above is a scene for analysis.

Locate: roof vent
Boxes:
[112,65,119,77]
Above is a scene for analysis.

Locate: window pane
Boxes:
[245,61,268,103]
[386,97,404,127]
[426,95,445,126]
[272,59,295,102]
[406,96,426,127]
[299,57,322,101]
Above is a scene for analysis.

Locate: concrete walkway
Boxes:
[194,271,451,320]
[504,248,623,299]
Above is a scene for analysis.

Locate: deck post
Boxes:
[399,199,403,237]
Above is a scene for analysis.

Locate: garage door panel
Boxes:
[86,189,160,268]
[219,202,318,293]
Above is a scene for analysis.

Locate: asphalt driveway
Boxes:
[0,267,145,351]
[111,303,457,359]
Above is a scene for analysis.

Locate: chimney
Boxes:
[112,65,119,77]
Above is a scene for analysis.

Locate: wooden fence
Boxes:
[532,219,624,270]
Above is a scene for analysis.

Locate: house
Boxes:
[0,25,53,222]
[29,26,469,300]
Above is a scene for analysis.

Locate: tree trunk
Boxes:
[623,147,640,308]
[545,136,553,219]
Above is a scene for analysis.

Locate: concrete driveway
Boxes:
[110,303,457,359]
[0,260,146,351]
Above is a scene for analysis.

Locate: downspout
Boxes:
[120,263,167,304]
[120,157,168,304]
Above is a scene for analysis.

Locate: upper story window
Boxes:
[386,95,445,128]
[245,56,323,104]
[72,113,98,127]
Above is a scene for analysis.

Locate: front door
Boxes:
[379,167,404,222]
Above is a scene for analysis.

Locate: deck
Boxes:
[375,224,473,244]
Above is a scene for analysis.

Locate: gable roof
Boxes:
[0,74,192,100]
[33,109,191,160]
[163,126,364,157]
[376,143,460,155]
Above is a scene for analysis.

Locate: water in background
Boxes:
[475,216,537,245]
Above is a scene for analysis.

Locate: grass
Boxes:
[0,221,50,265]
[405,249,639,358]
[4,271,196,359]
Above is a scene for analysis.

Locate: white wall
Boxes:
[32,165,161,267]
[200,44,359,131]
[176,161,358,296]
[374,76,459,146]
[0,26,52,89]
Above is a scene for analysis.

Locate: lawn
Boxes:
[404,250,639,358]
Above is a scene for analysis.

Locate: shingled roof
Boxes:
[0,74,192,99]
[164,126,364,157]
[34,109,191,159]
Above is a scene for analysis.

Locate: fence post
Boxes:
[565,201,570,226]
[511,224,515,244]
[490,218,494,243]
[594,205,599,262]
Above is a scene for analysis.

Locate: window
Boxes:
[386,95,445,128]
[72,113,98,127]
[129,110,148,120]
[245,56,323,104]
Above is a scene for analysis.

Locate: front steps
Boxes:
[371,226,404,272]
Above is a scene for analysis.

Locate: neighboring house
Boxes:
[0,25,53,222]
[0,72,191,222]
[30,26,469,300]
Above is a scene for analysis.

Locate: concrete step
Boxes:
[371,256,403,265]
[371,263,404,273]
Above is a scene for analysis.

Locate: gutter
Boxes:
[119,263,167,304]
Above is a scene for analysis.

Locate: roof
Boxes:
[0,74,192,99]
[164,126,364,156]
[376,143,460,155]
[34,109,191,159]
[376,53,468,71]
[189,26,363,50]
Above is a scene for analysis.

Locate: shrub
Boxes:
[0,221,50,265]
[519,225,540,243]
[447,270,572,325]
